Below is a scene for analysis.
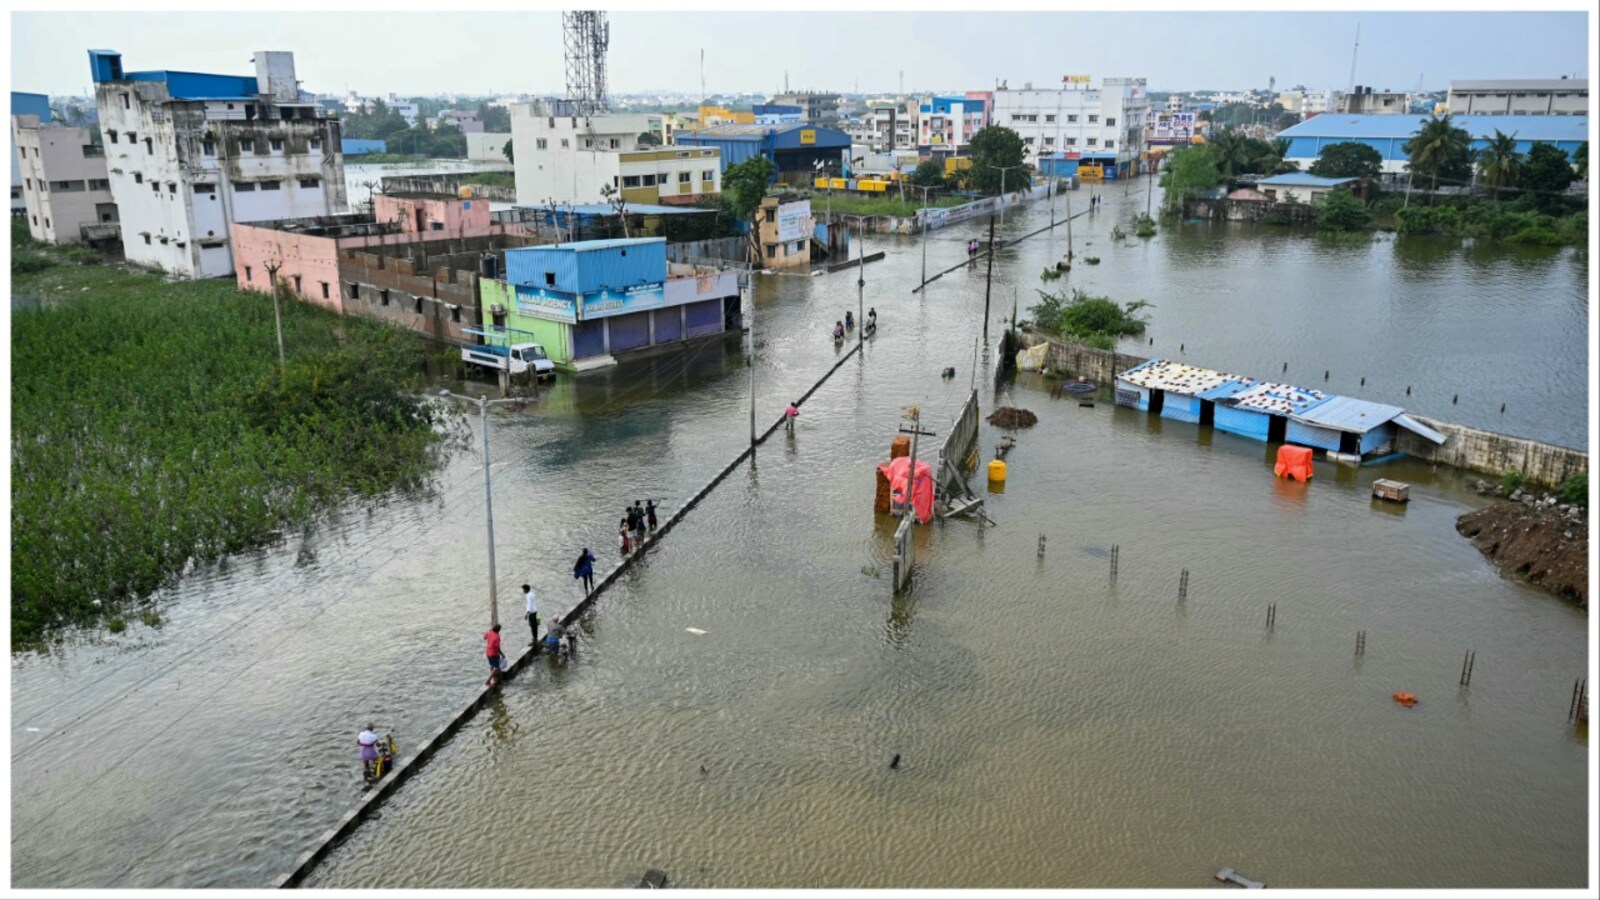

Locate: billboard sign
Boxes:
[578,281,666,319]
[799,129,816,145]
[513,284,578,323]
[1063,74,1092,84]
[776,200,812,243]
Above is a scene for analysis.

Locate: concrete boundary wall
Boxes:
[1016,330,1587,487]
[274,338,866,888]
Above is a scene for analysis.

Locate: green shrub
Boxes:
[1030,288,1151,350]
[1133,214,1157,237]
[12,251,57,275]
[1263,210,1290,225]
[1501,470,1526,494]
[1315,187,1372,232]
[1557,474,1588,508]
[1395,205,1462,235]
[1505,226,1565,246]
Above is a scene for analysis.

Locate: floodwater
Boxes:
[9,181,1589,889]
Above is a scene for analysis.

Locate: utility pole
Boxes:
[745,269,755,448]
[982,214,996,343]
[263,260,286,375]
[1064,189,1073,263]
[476,396,499,629]
[915,184,930,289]
[1146,161,1153,219]
[898,409,936,525]
[994,163,1024,230]
[856,217,866,343]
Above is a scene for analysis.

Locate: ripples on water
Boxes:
[10,188,1588,889]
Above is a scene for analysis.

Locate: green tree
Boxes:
[1314,187,1372,231]
[720,155,777,224]
[502,139,514,163]
[968,125,1029,195]
[1403,114,1473,192]
[476,102,511,133]
[1576,141,1588,181]
[1207,128,1252,178]
[1159,145,1221,214]
[908,160,945,188]
[1473,130,1522,198]
[1520,142,1575,199]
[1310,141,1383,179]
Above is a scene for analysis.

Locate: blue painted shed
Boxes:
[1288,395,1445,455]
[676,122,850,177]
[504,238,667,296]
[88,50,258,99]
[1113,359,1250,425]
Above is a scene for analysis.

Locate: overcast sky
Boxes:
[10,10,1591,99]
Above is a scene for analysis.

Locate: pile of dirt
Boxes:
[1457,498,1588,606]
[987,407,1038,429]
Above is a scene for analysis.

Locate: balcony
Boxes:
[80,222,122,242]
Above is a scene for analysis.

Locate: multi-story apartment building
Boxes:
[11,91,52,213]
[914,93,991,159]
[1448,78,1588,116]
[13,114,118,245]
[991,77,1149,179]
[1336,86,1409,114]
[90,49,347,278]
[510,100,718,205]
[769,92,841,126]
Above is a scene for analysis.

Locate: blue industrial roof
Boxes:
[536,237,666,252]
[683,122,849,143]
[1278,113,1589,143]
[1256,173,1359,188]
[1291,396,1446,443]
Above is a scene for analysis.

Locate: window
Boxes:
[319,282,329,299]
[641,174,657,186]
[259,181,281,191]
[168,182,177,194]
[414,296,424,314]
[1105,117,1115,127]
[560,138,569,148]
[536,138,548,150]
[347,283,360,300]
[1023,137,1035,145]
[240,138,255,152]
[31,215,37,225]
[1104,140,1114,149]
[451,306,461,323]
[1065,137,1077,146]
[270,138,283,151]
[202,136,216,156]
[545,272,556,287]
[609,138,620,149]
[1043,137,1055,146]
[24,178,32,190]
[108,130,118,143]
[430,221,444,231]
[1066,115,1077,123]
[702,170,715,181]
[122,93,130,110]
[583,138,593,149]
[678,171,691,183]
[1086,138,1097,147]
[194,183,215,195]
[299,177,320,189]
[379,289,390,307]
[158,236,167,244]
[309,138,321,151]
[233,181,256,192]
[765,243,776,258]
[134,172,144,184]
[1088,115,1098,124]
[145,138,153,154]
[151,181,160,193]
[292,275,302,292]
[622,175,641,187]
[90,179,109,190]
[127,131,136,144]
[244,265,252,282]
[142,233,151,244]
[1045,114,1055,123]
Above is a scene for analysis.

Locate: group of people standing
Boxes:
[619,499,658,555]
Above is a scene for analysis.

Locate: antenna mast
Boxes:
[1347,22,1360,94]
[562,10,611,114]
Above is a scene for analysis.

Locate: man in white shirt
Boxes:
[523,583,540,651]
[358,724,381,779]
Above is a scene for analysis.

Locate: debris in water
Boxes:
[889,753,902,770]
[986,407,1038,429]
[686,627,707,635]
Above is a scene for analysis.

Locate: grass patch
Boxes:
[10,259,458,648]
[465,172,515,189]
[807,191,968,218]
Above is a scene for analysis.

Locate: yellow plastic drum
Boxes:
[987,459,1007,482]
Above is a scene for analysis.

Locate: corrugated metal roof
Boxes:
[1289,395,1404,432]
[1393,414,1447,444]
[1277,113,1588,143]
[539,237,665,252]
[1256,173,1359,188]
[1450,79,1588,91]
[1117,359,1245,396]
[1224,382,1329,416]
[1198,378,1257,400]
[519,203,712,217]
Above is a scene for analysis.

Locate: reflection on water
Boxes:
[10,187,1588,890]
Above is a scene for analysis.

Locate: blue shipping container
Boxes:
[504,239,665,295]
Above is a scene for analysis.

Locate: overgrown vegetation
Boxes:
[1557,474,1588,509]
[808,192,966,218]
[1314,187,1372,232]
[10,249,457,647]
[1501,470,1527,495]
[1392,196,1586,245]
[1029,288,1151,350]
[1132,214,1158,237]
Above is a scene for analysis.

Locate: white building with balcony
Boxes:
[12,115,118,245]
[991,77,1149,179]
[90,49,347,278]
[510,101,718,205]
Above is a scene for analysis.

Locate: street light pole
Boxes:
[476,395,499,630]
[994,163,1024,230]
[916,185,929,290]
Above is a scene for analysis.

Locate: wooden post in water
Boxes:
[1569,678,1586,722]
[1265,602,1276,630]
[1178,568,1189,602]
[1109,544,1119,584]
[1355,630,1366,657]
[1037,534,1046,558]
[1459,650,1476,687]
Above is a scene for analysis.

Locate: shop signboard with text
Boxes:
[578,281,667,319]
[513,284,578,323]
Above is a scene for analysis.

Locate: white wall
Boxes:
[992,80,1148,166]
[13,118,114,244]
[467,131,512,162]
[511,106,662,203]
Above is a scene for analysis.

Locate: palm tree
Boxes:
[1403,114,1472,192]
[1474,129,1522,198]
[1208,128,1251,178]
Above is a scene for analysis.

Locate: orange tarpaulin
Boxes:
[877,456,934,524]
[1274,445,1314,482]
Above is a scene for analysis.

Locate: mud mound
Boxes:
[1457,500,1588,606]
[987,407,1038,429]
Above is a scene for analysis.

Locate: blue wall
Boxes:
[504,239,667,296]
[1160,394,1202,425]
[342,138,386,155]
[1286,420,1340,452]
[1214,405,1270,441]
[12,92,52,121]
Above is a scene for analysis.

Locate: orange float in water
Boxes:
[1393,692,1418,707]
[1274,445,1314,482]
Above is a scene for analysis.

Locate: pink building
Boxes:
[231,192,517,313]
